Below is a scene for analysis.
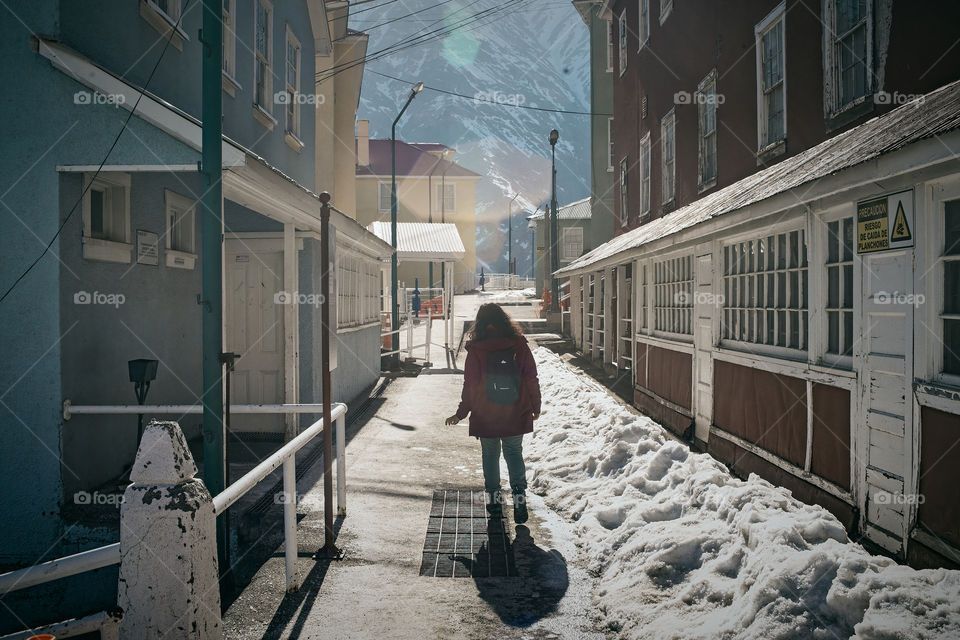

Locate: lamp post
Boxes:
[391,81,424,368]
[527,215,537,280]
[507,193,520,278]
[549,129,560,312]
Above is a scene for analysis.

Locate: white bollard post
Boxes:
[336,414,346,515]
[282,457,298,592]
[117,420,221,639]
[425,316,432,365]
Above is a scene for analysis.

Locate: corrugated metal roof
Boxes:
[529,197,592,221]
[367,222,466,261]
[559,79,960,275]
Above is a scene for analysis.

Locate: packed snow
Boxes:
[480,288,538,301]
[525,347,960,639]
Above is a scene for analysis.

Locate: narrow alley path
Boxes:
[223,327,604,639]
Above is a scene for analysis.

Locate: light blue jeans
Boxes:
[479,435,527,495]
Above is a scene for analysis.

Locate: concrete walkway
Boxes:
[223,333,603,640]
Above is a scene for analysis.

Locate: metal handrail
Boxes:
[0,609,123,640]
[62,401,331,420]
[0,403,348,596]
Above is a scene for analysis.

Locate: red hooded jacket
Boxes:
[455,336,541,438]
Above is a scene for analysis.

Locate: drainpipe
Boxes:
[200,0,227,577]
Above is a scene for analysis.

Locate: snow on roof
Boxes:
[356,140,482,178]
[366,222,466,261]
[529,197,592,221]
[558,79,960,275]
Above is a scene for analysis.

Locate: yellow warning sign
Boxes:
[890,201,912,242]
[857,190,914,253]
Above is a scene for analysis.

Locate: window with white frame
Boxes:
[722,229,808,350]
[254,0,272,114]
[83,173,130,244]
[337,254,360,328]
[639,0,650,48]
[619,157,629,227]
[659,0,673,24]
[640,262,648,330]
[942,200,960,375]
[150,0,180,22]
[640,133,651,217]
[284,27,301,139]
[561,227,584,262]
[826,0,871,114]
[141,0,186,46]
[618,10,627,75]
[378,182,391,212]
[661,110,675,204]
[362,259,381,326]
[222,0,236,79]
[825,217,854,357]
[434,183,455,214]
[756,3,786,151]
[165,189,196,256]
[337,254,381,329]
[654,254,693,336]
[606,18,614,72]
[607,118,615,172]
[698,71,718,188]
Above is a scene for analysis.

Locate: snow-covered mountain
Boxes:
[355,0,591,275]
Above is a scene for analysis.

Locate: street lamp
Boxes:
[390,80,424,368]
[507,193,520,278]
[548,129,560,312]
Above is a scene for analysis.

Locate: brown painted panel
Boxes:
[713,360,807,467]
[811,384,851,490]
[634,387,693,439]
[917,406,960,550]
[647,345,692,410]
[635,342,647,389]
[708,436,856,533]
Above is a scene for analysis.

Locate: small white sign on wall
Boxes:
[137,230,159,265]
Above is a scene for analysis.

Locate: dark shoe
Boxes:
[512,492,528,524]
[485,491,503,516]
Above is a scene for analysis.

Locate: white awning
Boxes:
[366,222,465,262]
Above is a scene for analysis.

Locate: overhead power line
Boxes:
[368,69,609,116]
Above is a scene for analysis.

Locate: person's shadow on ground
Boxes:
[456,522,569,627]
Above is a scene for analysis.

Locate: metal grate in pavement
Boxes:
[419,488,517,578]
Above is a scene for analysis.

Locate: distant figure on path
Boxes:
[446,303,541,523]
[479,268,486,291]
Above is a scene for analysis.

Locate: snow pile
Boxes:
[526,347,960,639]
[482,288,538,302]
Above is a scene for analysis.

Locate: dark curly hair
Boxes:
[466,303,522,342]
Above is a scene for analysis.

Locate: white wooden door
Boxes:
[694,252,714,443]
[858,247,914,552]
[226,239,285,433]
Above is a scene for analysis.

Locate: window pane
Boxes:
[946,200,960,256]
[843,311,854,356]
[828,220,839,263]
[90,189,104,236]
[945,319,960,375]
[842,217,854,260]
[945,262,960,315]
[828,265,839,308]
[828,311,840,354]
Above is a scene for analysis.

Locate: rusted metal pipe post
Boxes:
[317,192,340,557]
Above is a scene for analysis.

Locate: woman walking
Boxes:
[446,303,541,523]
